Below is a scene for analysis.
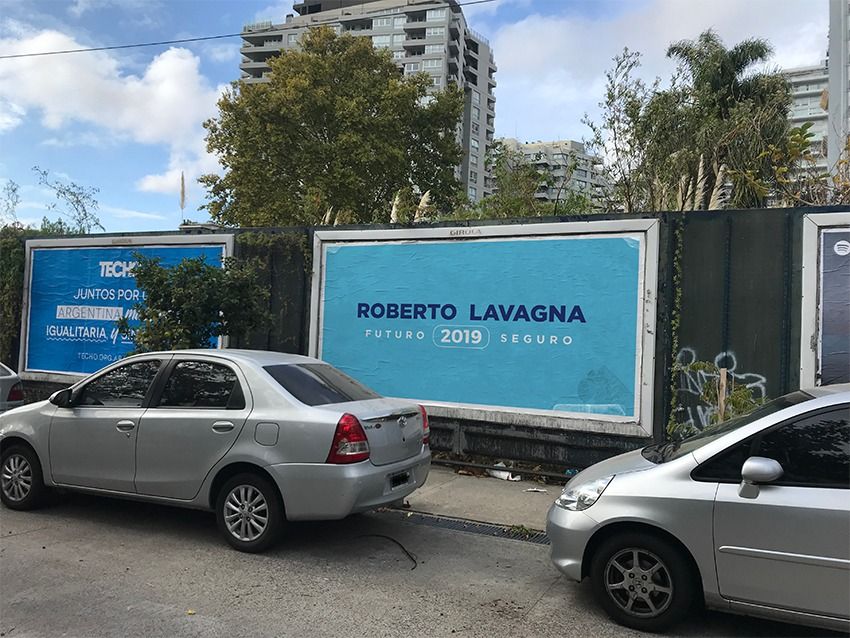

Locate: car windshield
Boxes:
[264,363,380,406]
[642,390,814,463]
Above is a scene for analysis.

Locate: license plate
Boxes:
[390,471,410,489]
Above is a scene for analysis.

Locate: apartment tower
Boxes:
[240,0,496,202]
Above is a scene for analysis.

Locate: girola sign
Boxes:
[311,222,660,431]
[19,235,233,380]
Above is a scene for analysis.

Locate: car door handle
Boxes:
[116,420,136,432]
[212,421,235,433]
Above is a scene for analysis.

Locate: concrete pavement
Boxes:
[401,464,556,530]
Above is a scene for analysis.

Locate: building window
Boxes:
[373,17,392,28]
[394,16,406,28]
[468,186,477,199]
[423,58,442,69]
[431,76,442,87]
[426,27,445,38]
[470,170,478,182]
[393,50,406,59]
[392,34,405,45]
[372,35,391,47]
[287,33,298,44]
[405,62,421,73]
[471,138,479,151]
[470,153,478,167]
[471,122,479,134]
[471,106,480,120]
[427,8,447,21]
[425,44,443,54]
[471,90,480,105]
[331,24,342,34]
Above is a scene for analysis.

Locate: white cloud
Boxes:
[204,43,241,63]
[0,98,25,132]
[491,0,829,143]
[101,204,167,220]
[0,26,227,197]
[254,1,295,23]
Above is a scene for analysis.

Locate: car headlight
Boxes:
[554,475,614,511]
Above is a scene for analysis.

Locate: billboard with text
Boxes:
[311,222,659,428]
[20,235,232,380]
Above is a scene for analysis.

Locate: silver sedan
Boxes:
[0,349,430,552]
[547,384,850,633]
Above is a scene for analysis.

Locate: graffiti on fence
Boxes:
[674,348,767,429]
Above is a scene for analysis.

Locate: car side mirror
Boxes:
[738,456,783,499]
[49,388,73,408]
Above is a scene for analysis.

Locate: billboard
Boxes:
[819,228,850,384]
[311,221,659,433]
[20,235,232,380]
[800,213,850,387]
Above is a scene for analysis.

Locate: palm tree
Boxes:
[667,30,774,120]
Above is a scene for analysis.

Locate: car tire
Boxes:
[0,445,47,511]
[216,473,285,553]
[590,531,697,633]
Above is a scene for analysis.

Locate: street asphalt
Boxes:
[0,493,839,638]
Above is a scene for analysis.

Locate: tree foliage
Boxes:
[445,141,593,220]
[201,27,464,227]
[33,166,104,233]
[586,31,791,212]
[117,255,270,353]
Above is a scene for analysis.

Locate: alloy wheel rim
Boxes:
[604,547,674,618]
[1,454,33,502]
[224,485,268,542]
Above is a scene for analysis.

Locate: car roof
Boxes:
[136,349,317,367]
[805,383,850,398]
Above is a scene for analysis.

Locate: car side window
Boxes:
[692,439,756,483]
[158,361,245,409]
[756,406,849,489]
[76,360,161,408]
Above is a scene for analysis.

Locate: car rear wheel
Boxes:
[590,531,697,632]
[1,445,47,510]
[216,473,285,553]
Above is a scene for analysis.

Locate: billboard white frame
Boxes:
[799,212,850,387]
[19,233,234,384]
[310,220,660,437]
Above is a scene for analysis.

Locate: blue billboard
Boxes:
[24,240,227,376]
[318,234,645,417]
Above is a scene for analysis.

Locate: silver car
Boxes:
[0,362,24,414]
[547,384,850,633]
[0,349,430,552]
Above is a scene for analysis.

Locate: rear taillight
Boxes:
[419,404,429,446]
[7,382,23,402]
[326,413,370,464]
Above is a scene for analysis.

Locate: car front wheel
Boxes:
[1,445,47,510]
[590,531,697,632]
[216,473,285,553]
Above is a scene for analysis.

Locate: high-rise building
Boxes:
[498,138,605,203]
[827,0,849,169]
[240,0,496,202]
[782,0,849,174]
[783,63,830,171]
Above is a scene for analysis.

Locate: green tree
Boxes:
[33,166,104,233]
[445,141,593,220]
[586,31,791,212]
[201,27,464,227]
[117,254,270,353]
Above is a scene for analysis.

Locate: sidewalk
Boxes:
[401,464,559,531]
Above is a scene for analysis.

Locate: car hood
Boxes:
[566,447,655,487]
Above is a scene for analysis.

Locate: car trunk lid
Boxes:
[321,398,424,466]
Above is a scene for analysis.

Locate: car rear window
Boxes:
[264,364,380,406]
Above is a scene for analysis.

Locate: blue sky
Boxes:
[0,0,828,232]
